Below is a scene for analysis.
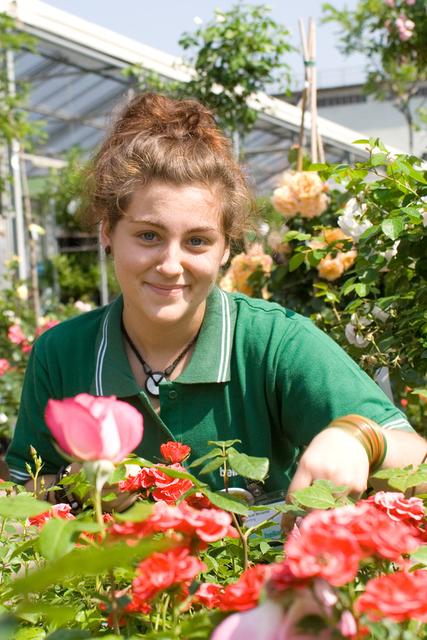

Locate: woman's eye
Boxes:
[139,231,157,241]
[189,237,205,247]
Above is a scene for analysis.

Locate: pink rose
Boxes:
[0,359,11,376]
[8,324,27,345]
[45,393,143,462]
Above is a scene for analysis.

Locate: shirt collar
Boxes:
[91,287,236,396]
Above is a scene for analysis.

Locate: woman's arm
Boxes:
[287,426,427,499]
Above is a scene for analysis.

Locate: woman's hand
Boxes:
[287,427,370,500]
[281,427,370,535]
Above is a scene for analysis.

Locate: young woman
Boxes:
[6,93,427,504]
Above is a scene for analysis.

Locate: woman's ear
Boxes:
[99,219,111,252]
[221,245,231,266]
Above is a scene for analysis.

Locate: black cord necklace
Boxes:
[121,319,198,398]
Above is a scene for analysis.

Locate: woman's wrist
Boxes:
[325,414,387,473]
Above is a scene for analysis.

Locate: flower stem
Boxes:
[232,512,249,571]
[92,487,105,533]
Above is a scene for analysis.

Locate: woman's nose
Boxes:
[155,243,184,277]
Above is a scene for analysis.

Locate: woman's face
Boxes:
[102,181,230,329]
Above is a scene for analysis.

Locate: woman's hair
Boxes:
[80,93,253,241]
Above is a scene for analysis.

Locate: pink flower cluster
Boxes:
[8,324,32,354]
[0,359,11,376]
[395,13,415,40]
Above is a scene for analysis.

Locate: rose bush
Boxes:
[0,394,426,638]
[228,143,426,435]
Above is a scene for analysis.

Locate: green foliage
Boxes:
[0,13,42,150]
[126,4,294,138]
[179,4,293,136]
[322,1,427,149]
[258,144,427,434]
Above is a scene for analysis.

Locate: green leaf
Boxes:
[227,449,269,482]
[155,465,203,487]
[412,388,427,399]
[114,501,153,522]
[207,439,241,448]
[373,465,427,491]
[370,152,388,167]
[291,480,347,509]
[0,495,50,519]
[46,631,91,640]
[411,545,427,567]
[288,252,305,272]
[9,537,172,596]
[381,217,404,241]
[355,283,368,297]
[17,603,77,627]
[199,457,224,475]
[38,518,77,561]
[203,489,249,516]
[189,448,223,468]
[283,230,311,241]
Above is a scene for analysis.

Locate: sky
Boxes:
[42,0,366,88]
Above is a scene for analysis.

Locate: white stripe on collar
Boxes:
[217,289,231,382]
[95,310,110,395]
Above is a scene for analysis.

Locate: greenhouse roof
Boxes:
[1,0,403,193]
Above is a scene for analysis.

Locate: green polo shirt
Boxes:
[6,287,412,491]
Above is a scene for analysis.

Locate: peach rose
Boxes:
[219,244,272,298]
[317,256,345,281]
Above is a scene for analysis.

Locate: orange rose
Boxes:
[317,256,344,281]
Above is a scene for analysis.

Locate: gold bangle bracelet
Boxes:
[326,414,387,473]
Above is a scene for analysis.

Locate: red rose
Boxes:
[28,503,74,528]
[342,502,420,560]
[179,502,238,542]
[219,565,270,611]
[367,491,425,523]
[131,547,206,603]
[151,464,194,503]
[355,570,427,622]
[193,582,224,609]
[285,510,362,586]
[160,441,191,464]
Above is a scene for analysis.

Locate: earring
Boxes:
[105,246,111,256]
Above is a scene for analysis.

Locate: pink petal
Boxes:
[211,600,284,640]
[45,398,104,460]
[109,400,144,461]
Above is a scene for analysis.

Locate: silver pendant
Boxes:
[145,373,164,397]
